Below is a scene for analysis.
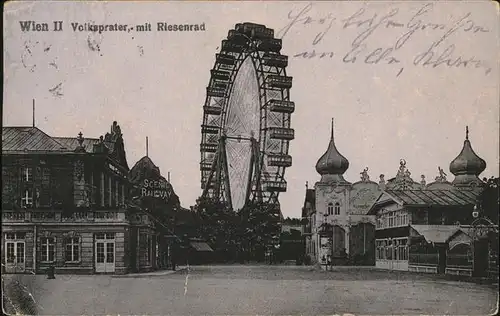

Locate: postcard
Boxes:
[2,1,499,315]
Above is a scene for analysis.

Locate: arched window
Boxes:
[327,203,333,215]
[334,202,341,215]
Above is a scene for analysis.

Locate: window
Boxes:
[121,184,125,205]
[334,202,340,215]
[21,189,33,208]
[327,203,333,215]
[376,240,388,260]
[22,167,33,182]
[65,237,80,262]
[108,176,112,207]
[90,171,96,205]
[140,232,149,263]
[147,235,152,264]
[6,233,26,265]
[41,237,56,262]
[100,173,105,207]
[6,232,26,240]
[395,238,408,261]
[115,180,119,207]
[39,167,51,207]
[386,240,393,260]
[95,232,115,240]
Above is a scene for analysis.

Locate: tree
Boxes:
[194,198,240,261]
[479,176,499,225]
[238,202,281,261]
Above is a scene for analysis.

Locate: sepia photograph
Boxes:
[2,0,499,315]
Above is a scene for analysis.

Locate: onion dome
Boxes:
[315,119,350,183]
[449,126,486,187]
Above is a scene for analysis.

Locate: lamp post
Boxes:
[322,213,332,270]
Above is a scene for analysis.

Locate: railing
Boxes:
[2,210,128,223]
[2,211,28,222]
[446,253,473,268]
[409,253,439,266]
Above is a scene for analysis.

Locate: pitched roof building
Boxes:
[1,121,179,274]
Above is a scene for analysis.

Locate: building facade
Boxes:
[303,121,380,267]
[368,127,498,276]
[1,122,179,274]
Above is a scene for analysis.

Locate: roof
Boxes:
[411,225,460,243]
[2,127,68,152]
[302,188,315,217]
[129,156,162,183]
[189,241,213,252]
[304,189,315,206]
[386,189,479,206]
[53,137,115,153]
[368,188,480,215]
[2,126,116,154]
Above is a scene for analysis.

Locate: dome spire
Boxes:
[331,118,334,140]
[449,126,486,187]
[315,118,350,183]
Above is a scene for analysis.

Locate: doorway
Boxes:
[437,246,446,274]
[5,240,26,273]
[473,239,489,277]
[95,233,115,273]
[4,233,26,273]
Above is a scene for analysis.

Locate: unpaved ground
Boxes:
[2,265,498,315]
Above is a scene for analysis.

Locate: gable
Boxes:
[448,230,472,250]
[350,181,381,215]
[367,191,401,215]
[109,138,129,170]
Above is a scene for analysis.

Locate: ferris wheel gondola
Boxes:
[200,22,295,212]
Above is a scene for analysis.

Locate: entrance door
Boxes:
[95,233,115,273]
[5,241,26,273]
[438,246,446,274]
[473,240,489,277]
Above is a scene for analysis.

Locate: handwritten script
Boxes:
[277,3,491,76]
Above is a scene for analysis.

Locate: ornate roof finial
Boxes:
[393,159,415,190]
[360,167,370,182]
[74,131,86,153]
[77,132,84,146]
[466,126,469,140]
[331,118,334,140]
[379,174,386,189]
[420,175,426,186]
[435,166,447,182]
[305,181,309,189]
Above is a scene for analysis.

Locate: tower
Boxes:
[315,118,350,184]
[449,126,487,188]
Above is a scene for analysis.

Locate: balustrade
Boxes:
[2,210,128,223]
[2,211,27,222]
[31,211,59,221]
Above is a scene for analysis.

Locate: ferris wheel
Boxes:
[200,22,295,212]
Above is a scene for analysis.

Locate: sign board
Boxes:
[141,179,172,200]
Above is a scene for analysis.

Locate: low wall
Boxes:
[445,267,472,277]
[375,260,408,271]
[408,264,438,274]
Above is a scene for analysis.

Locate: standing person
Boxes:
[171,243,176,271]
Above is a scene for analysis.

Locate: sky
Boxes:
[3,1,499,218]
